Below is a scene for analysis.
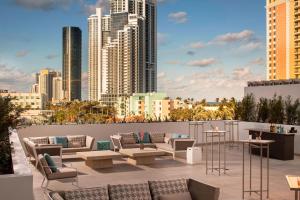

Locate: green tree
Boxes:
[285,96,299,125]
[240,94,256,121]
[256,98,269,123]
[269,95,284,124]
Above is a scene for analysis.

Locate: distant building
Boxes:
[52,76,63,103]
[266,0,300,80]
[38,69,60,101]
[245,79,300,101]
[88,0,157,104]
[31,84,39,93]
[0,91,46,110]
[63,26,82,101]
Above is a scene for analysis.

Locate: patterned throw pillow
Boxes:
[148,179,189,200]
[64,187,109,200]
[29,137,49,145]
[150,133,165,143]
[119,133,136,145]
[109,183,152,200]
[67,135,86,147]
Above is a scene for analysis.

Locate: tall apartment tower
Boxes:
[266,0,300,80]
[38,69,60,102]
[62,26,82,101]
[88,0,157,104]
[52,77,63,103]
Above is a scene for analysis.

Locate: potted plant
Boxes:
[139,131,145,150]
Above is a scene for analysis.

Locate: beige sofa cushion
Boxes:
[29,137,49,145]
[119,132,136,145]
[67,135,86,147]
[62,147,90,153]
[123,143,156,149]
[155,143,173,152]
[150,133,165,143]
[64,187,109,200]
[149,179,189,200]
[48,167,77,180]
[109,183,152,200]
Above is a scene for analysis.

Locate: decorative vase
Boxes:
[140,143,144,150]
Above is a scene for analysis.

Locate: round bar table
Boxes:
[204,130,227,176]
[240,139,274,200]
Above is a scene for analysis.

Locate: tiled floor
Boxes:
[32,144,299,200]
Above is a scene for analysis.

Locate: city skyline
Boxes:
[0,0,266,101]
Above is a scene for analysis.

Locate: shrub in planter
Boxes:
[256,98,269,123]
[285,96,299,125]
[269,95,284,124]
[240,94,256,122]
[0,96,22,174]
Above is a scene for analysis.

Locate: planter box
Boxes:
[0,130,33,200]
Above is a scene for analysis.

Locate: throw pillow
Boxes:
[148,179,189,200]
[171,133,181,139]
[29,137,49,145]
[44,153,58,173]
[64,187,109,200]
[67,135,86,147]
[180,134,190,139]
[139,132,151,143]
[109,183,152,200]
[150,133,165,143]
[48,136,56,144]
[54,136,68,148]
[119,133,136,144]
[69,141,81,148]
[159,192,192,200]
[38,154,52,175]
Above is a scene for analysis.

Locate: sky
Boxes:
[0,0,266,101]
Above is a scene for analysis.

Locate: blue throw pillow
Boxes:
[171,133,181,139]
[44,153,57,173]
[139,132,151,143]
[54,136,68,148]
[180,134,190,139]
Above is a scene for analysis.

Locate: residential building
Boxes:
[52,77,64,103]
[266,0,300,80]
[63,26,82,101]
[245,79,300,101]
[117,92,166,118]
[31,83,39,93]
[152,99,173,120]
[88,0,157,104]
[0,91,46,109]
[38,69,60,101]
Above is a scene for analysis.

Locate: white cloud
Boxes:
[16,50,29,58]
[248,57,265,66]
[211,30,254,44]
[239,41,263,51]
[189,42,205,49]
[46,54,58,60]
[187,58,217,67]
[168,11,188,24]
[79,0,110,16]
[0,64,34,92]
[158,67,263,101]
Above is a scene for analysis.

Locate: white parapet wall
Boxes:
[0,130,34,200]
[17,121,300,155]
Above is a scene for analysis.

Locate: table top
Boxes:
[240,139,275,144]
[286,175,300,190]
[119,148,165,157]
[77,150,122,160]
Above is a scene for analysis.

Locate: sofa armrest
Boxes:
[86,136,95,150]
[173,139,195,151]
[110,135,122,151]
[35,145,62,157]
[188,179,220,200]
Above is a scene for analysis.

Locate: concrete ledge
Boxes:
[0,130,33,200]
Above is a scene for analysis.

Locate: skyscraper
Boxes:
[266,0,300,80]
[52,76,63,103]
[38,69,60,102]
[63,26,82,101]
[88,0,157,104]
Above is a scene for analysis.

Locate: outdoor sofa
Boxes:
[111,132,195,159]
[23,135,95,166]
[48,178,220,200]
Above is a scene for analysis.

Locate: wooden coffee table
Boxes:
[286,175,300,200]
[119,148,165,165]
[77,151,122,169]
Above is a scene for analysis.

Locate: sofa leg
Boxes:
[173,153,176,160]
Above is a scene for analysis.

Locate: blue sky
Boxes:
[0,0,266,101]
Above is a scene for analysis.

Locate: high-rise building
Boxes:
[63,26,82,101]
[52,77,63,103]
[266,0,300,80]
[38,69,60,101]
[88,0,157,105]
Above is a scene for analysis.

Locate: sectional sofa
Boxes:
[111,132,195,159]
[23,135,95,167]
[48,178,220,200]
